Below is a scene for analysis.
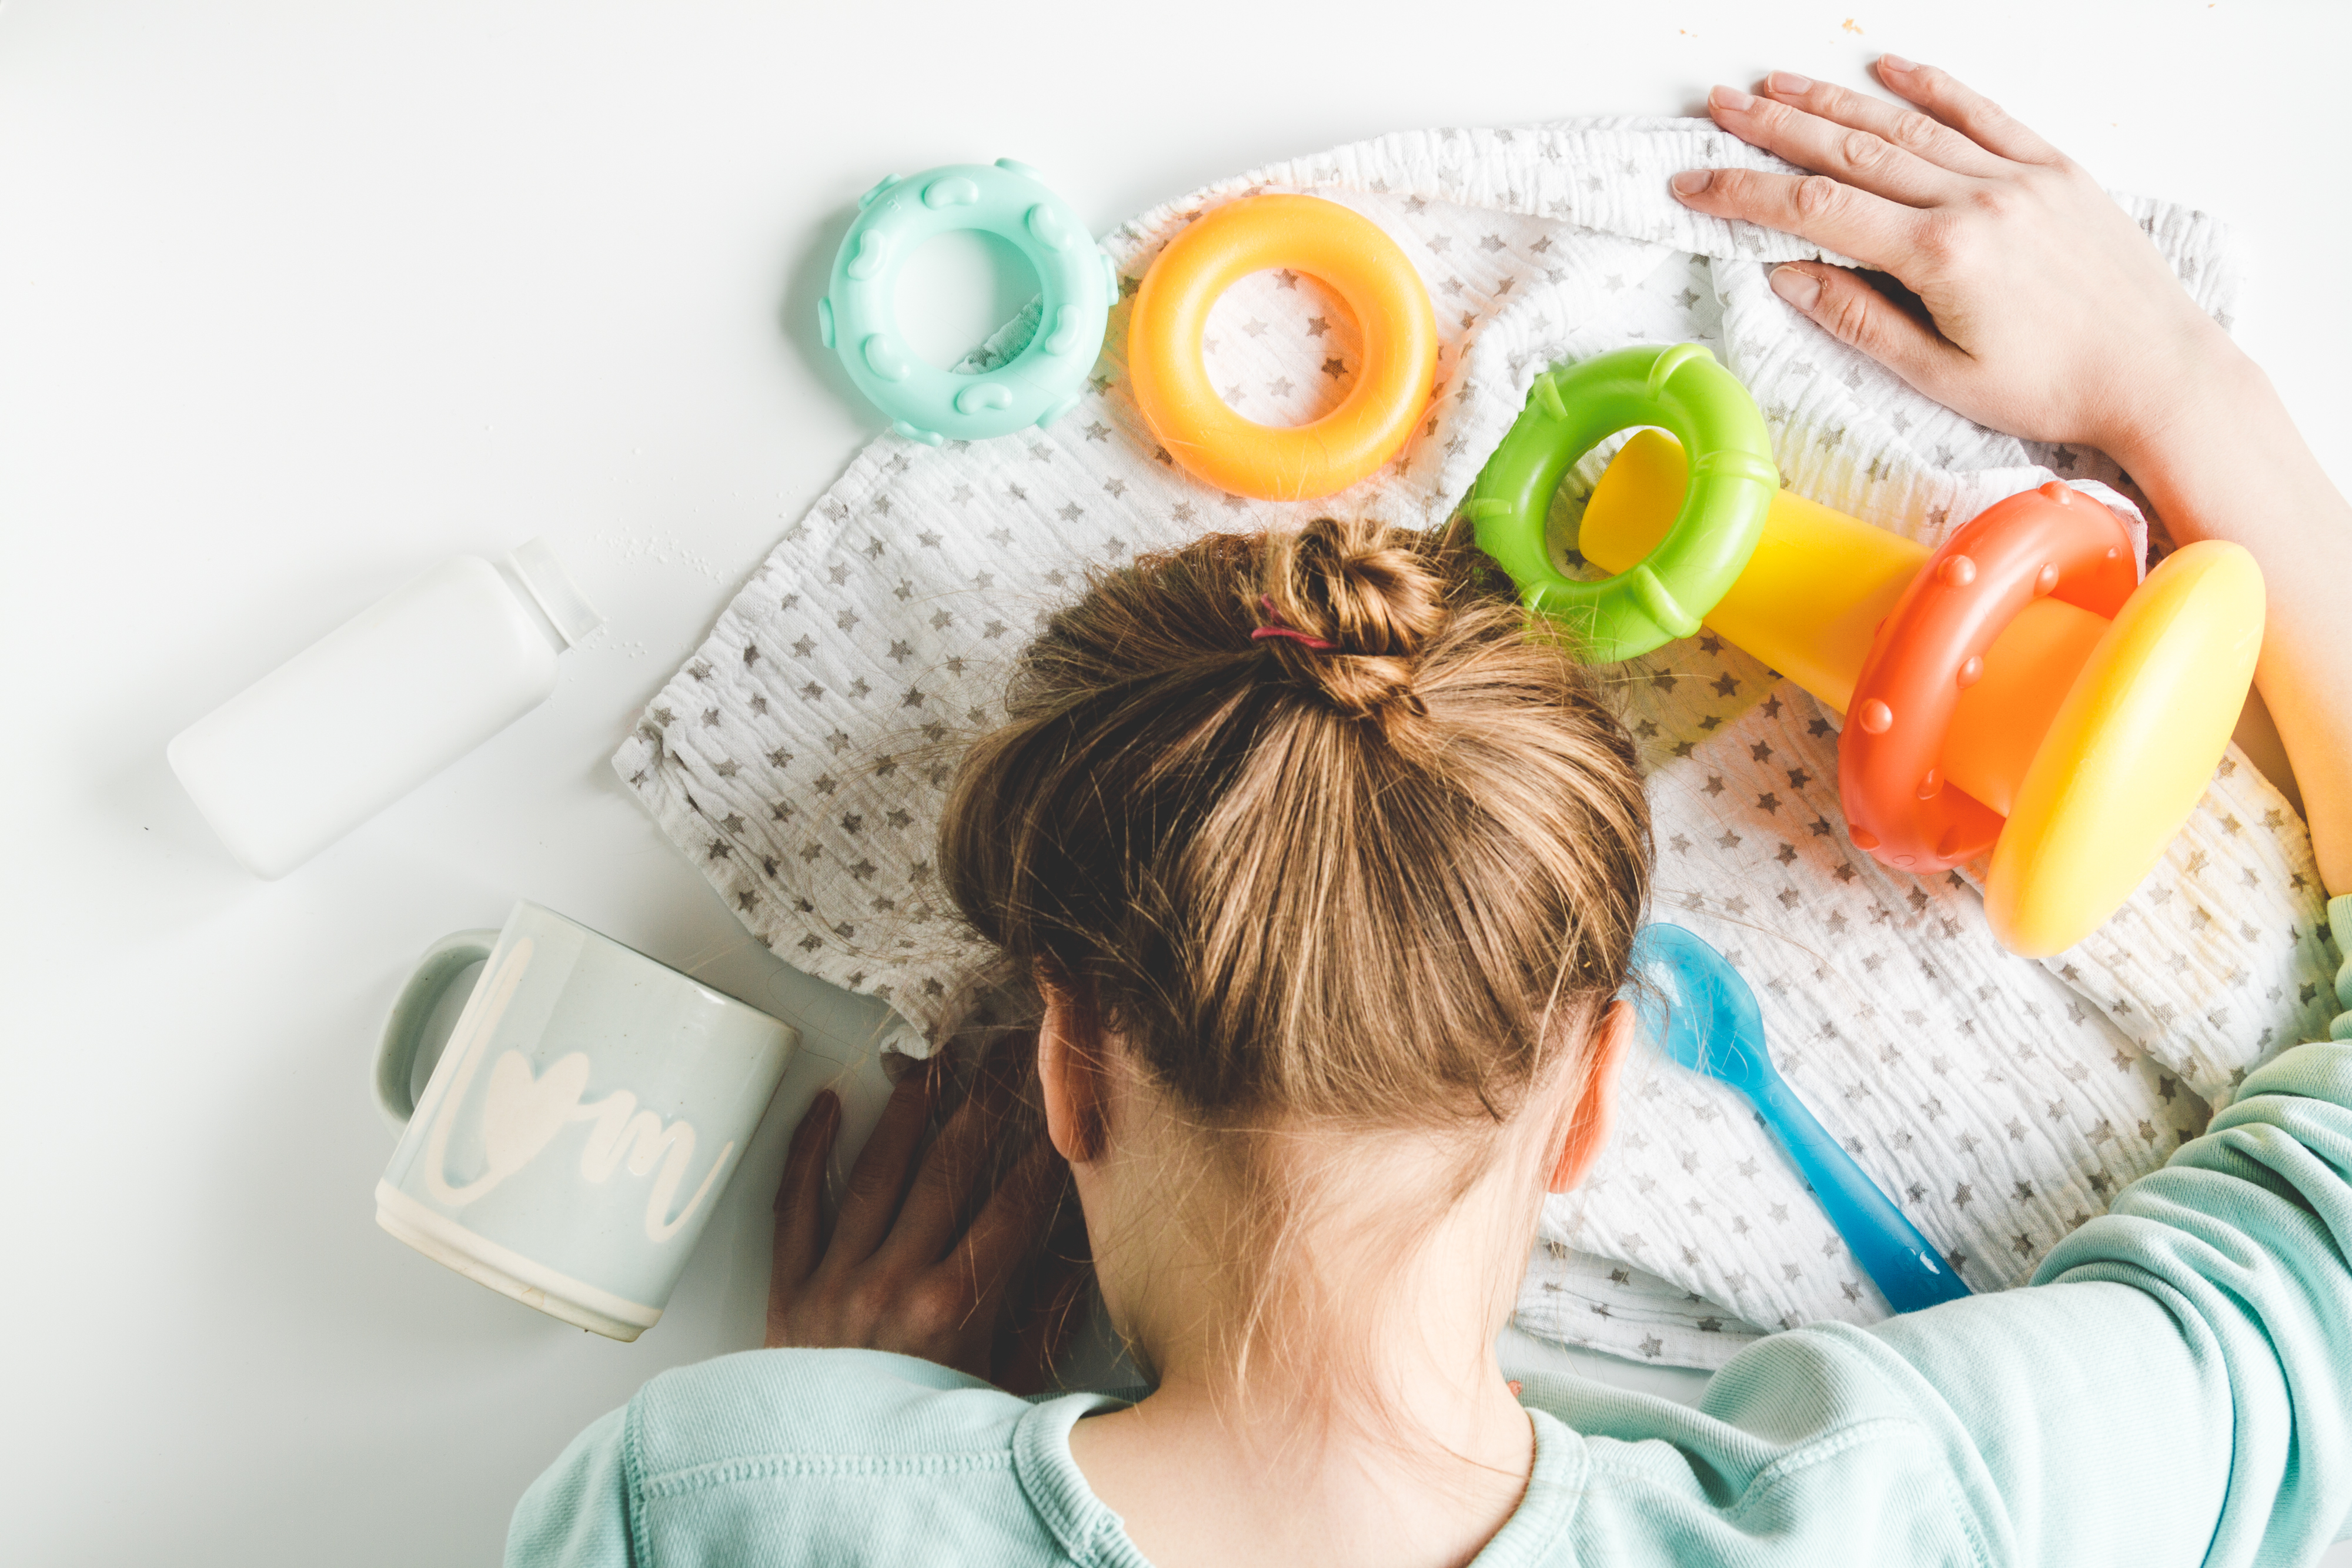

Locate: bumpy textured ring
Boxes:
[1461,343,1778,665]
[1839,481,2137,875]
[820,159,1114,445]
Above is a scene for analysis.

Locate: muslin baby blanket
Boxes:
[614,116,2342,1368]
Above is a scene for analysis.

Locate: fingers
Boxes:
[875,1052,1024,1269]
[953,1140,1068,1319]
[1766,263,1963,392]
[1703,82,1967,207]
[1671,163,1915,274]
[994,1236,1093,1396]
[1876,55,2063,167]
[868,1139,1061,1380]
[766,1089,839,1346]
[822,1059,938,1268]
[1748,71,2008,181]
[772,1088,841,1273]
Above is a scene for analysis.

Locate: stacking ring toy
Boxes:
[1460,344,1779,664]
[819,159,1115,445]
[1576,420,2265,958]
[1127,194,1436,501]
[1840,483,2136,871]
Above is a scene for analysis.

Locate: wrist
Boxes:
[2098,330,2271,489]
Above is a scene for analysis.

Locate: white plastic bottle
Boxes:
[168,538,603,878]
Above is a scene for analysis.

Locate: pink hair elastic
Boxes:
[1251,595,1337,652]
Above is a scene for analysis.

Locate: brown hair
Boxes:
[941,512,1652,1141]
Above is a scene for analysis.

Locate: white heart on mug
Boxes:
[482,1050,594,1183]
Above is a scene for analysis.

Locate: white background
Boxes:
[6,1,2350,1562]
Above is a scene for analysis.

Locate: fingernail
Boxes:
[1671,169,1712,196]
[1880,52,1916,72]
[1770,266,1822,310]
[1766,71,1812,94]
[1708,84,1754,112]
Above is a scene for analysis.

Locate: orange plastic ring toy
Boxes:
[1127,194,1437,501]
[1839,482,2137,872]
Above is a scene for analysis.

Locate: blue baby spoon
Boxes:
[1626,922,1970,1313]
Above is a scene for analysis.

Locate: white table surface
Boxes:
[7,1,2350,1561]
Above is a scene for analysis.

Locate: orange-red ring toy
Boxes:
[1126,194,1437,502]
[1839,482,2137,872]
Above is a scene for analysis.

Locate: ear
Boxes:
[1546,998,1636,1194]
[1037,981,1110,1165]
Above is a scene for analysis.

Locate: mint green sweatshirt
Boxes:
[509,899,2352,1567]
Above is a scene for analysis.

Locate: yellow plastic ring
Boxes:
[1127,195,1437,501]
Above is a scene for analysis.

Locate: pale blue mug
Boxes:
[373,900,797,1340]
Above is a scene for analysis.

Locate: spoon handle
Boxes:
[1752,1072,1972,1313]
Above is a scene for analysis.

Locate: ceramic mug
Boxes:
[373,901,797,1340]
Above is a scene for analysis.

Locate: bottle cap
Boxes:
[504,537,604,648]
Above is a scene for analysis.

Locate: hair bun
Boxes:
[1257,516,1448,727]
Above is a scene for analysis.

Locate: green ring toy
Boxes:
[818,159,1116,446]
[1461,343,1779,663]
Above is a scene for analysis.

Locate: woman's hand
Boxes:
[1671,56,2239,457]
[766,1049,1086,1393]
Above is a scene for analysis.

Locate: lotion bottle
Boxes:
[168,537,603,878]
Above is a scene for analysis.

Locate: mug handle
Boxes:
[375,928,502,1135]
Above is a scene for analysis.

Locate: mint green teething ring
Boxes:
[1461,343,1779,664]
[820,158,1115,446]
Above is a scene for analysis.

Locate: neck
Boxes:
[1068,1122,1544,1568]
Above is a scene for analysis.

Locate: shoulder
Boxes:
[516,1349,1118,1568]
[1508,1319,1930,1461]
[630,1347,1045,1475]
[1510,1327,1998,1565]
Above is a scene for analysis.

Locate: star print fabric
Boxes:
[1545,675,2328,1362]
[615,117,2340,1367]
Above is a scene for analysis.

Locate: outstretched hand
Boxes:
[1671,56,2236,459]
[766,1047,1087,1395]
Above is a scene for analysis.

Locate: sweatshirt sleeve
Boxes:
[1865,895,2352,1568]
[505,1406,636,1568]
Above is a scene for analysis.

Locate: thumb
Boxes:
[1769,263,1956,390]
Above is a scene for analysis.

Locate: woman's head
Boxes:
[940,513,1651,1415]
[944,512,1651,1141]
